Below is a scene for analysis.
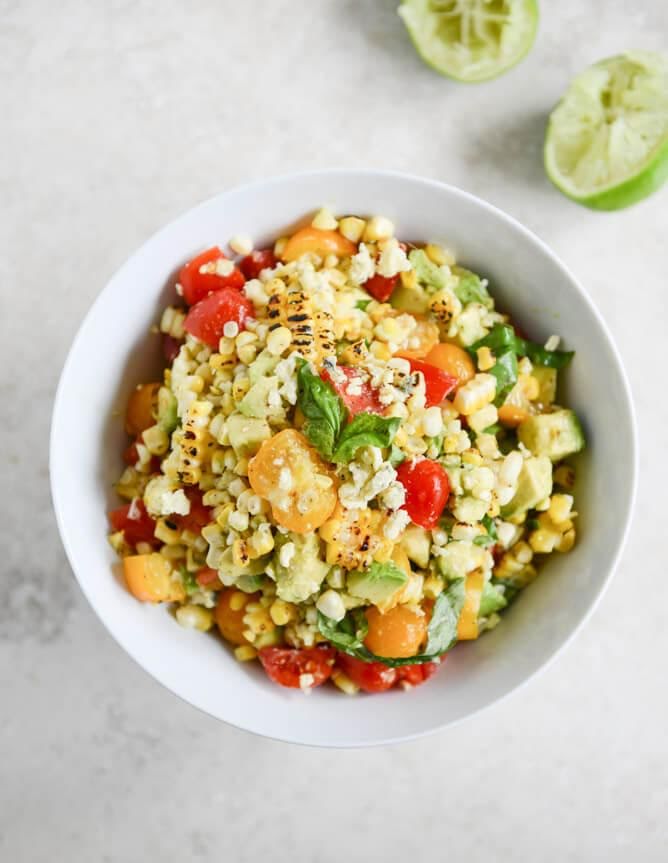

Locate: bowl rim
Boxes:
[49,169,638,747]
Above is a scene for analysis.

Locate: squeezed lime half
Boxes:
[545,51,668,210]
[398,0,539,83]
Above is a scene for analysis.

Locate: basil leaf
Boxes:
[470,324,518,355]
[356,299,372,311]
[481,423,501,435]
[471,324,574,371]
[179,567,198,595]
[317,608,369,653]
[332,413,400,463]
[296,360,347,459]
[474,515,498,547]
[489,349,518,404]
[453,267,492,308]
[523,341,574,369]
[388,444,406,467]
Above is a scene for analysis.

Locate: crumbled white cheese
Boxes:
[383,509,411,540]
[348,243,375,285]
[377,238,411,278]
[144,476,191,517]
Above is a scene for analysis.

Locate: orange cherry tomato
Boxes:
[457,569,485,641]
[214,589,259,646]
[425,343,475,388]
[396,316,440,359]
[123,553,185,603]
[125,382,160,435]
[281,227,357,262]
[364,605,428,659]
[498,404,530,427]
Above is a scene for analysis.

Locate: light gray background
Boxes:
[2,2,667,861]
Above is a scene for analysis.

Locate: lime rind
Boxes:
[545,51,668,210]
[398,0,539,83]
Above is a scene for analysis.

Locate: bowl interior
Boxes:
[51,171,636,747]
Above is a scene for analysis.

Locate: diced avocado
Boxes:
[390,285,430,314]
[347,560,408,606]
[274,533,330,603]
[239,377,277,419]
[226,413,272,457]
[217,548,269,583]
[157,386,178,434]
[532,367,557,405]
[249,348,280,385]
[518,409,585,461]
[479,581,507,617]
[501,456,553,518]
[400,525,431,569]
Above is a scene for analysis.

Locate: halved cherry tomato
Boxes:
[397,458,450,529]
[425,343,475,388]
[123,553,185,603]
[258,646,336,689]
[364,605,428,659]
[184,288,254,348]
[109,500,157,548]
[363,273,399,303]
[336,653,398,693]
[162,334,183,364]
[396,660,441,687]
[125,382,160,436]
[196,567,222,589]
[122,439,161,472]
[239,249,277,279]
[403,357,457,408]
[179,246,245,306]
[396,316,440,359]
[281,228,357,262]
[171,488,212,534]
[321,366,384,415]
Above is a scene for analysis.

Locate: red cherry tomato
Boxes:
[396,660,441,687]
[172,488,212,535]
[336,653,398,693]
[362,273,399,303]
[162,334,183,364]
[184,288,254,348]
[122,439,161,472]
[179,247,245,306]
[108,500,157,548]
[396,458,450,529]
[404,358,457,408]
[258,646,336,689]
[321,366,384,415]
[239,249,277,280]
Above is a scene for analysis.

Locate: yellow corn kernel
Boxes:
[369,341,392,361]
[247,525,275,558]
[529,529,560,554]
[331,669,360,695]
[242,604,275,637]
[273,236,288,257]
[228,591,248,612]
[202,489,228,507]
[160,543,187,561]
[519,373,540,401]
[175,604,214,632]
[234,645,258,662]
[179,400,212,485]
[232,538,250,568]
[363,215,394,242]
[400,268,418,291]
[548,494,574,525]
[554,465,576,490]
[180,529,200,548]
[486,497,500,518]
[339,216,366,243]
[507,511,527,525]
[154,518,181,546]
[234,457,249,477]
[476,346,495,372]
[108,530,131,557]
[423,575,445,600]
[269,599,296,626]
[215,502,234,529]
[311,207,338,231]
[556,528,576,552]
[425,243,455,266]
[461,449,483,466]
[232,375,251,402]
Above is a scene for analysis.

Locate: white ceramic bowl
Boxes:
[50,170,636,747]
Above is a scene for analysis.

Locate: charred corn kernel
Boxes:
[232,376,250,402]
[232,538,250,568]
[548,494,574,525]
[178,400,212,485]
[364,215,394,242]
[320,505,394,570]
[453,374,496,415]
[266,326,292,356]
[554,465,576,490]
[159,305,186,339]
[339,216,366,243]
[423,575,445,599]
[108,530,131,556]
[476,346,495,371]
[234,645,258,662]
[429,288,461,326]
[400,268,418,290]
[461,449,483,466]
[311,207,338,231]
[332,669,360,695]
[142,424,169,456]
[557,528,576,552]
[266,278,336,364]
[468,404,498,434]
[269,598,296,626]
[339,339,369,366]
[486,496,501,518]
[529,529,560,554]
[176,604,214,632]
[154,518,181,545]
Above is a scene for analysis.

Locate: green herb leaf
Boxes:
[296,360,347,459]
[388,444,406,468]
[356,299,372,311]
[523,341,574,370]
[481,423,501,435]
[180,567,198,595]
[470,324,574,371]
[452,267,492,308]
[474,514,499,547]
[332,413,400,463]
[489,349,518,404]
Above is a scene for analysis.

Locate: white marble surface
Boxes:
[2,1,667,860]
